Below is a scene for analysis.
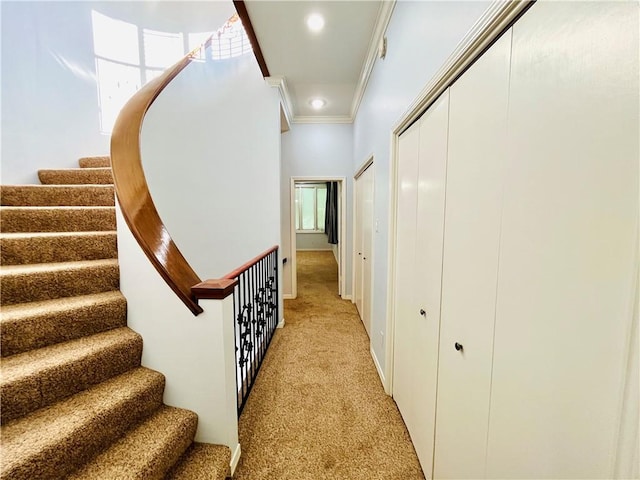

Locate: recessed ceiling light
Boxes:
[310,98,326,110]
[306,13,325,33]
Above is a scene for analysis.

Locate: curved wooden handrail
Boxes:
[111,39,213,316]
[223,245,278,279]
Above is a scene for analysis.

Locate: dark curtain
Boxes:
[325,182,338,244]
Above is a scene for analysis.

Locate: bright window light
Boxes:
[211,14,252,60]
[295,184,327,232]
[91,11,139,65]
[143,29,184,69]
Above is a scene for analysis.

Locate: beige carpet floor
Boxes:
[233,251,425,480]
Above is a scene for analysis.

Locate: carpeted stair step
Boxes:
[68,405,198,479]
[38,167,113,185]
[0,185,115,206]
[78,156,110,168]
[165,443,231,480]
[1,327,142,424]
[1,231,117,265]
[0,258,119,306]
[1,291,127,357]
[0,206,115,232]
[0,367,165,480]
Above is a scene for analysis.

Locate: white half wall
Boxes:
[0,1,234,184]
[117,205,238,450]
[352,0,492,374]
[280,123,353,297]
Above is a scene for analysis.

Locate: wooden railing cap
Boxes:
[192,278,238,300]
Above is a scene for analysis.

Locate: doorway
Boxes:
[289,177,346,299]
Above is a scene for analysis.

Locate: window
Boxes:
[295,184,327,233]
[91,11,252,135]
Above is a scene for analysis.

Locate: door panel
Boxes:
[354,177,363,316]
[392,121,421,468]
[487,3,639,477]
[361,164,374,336]
[410,90,451,477]
[434,30,512,479]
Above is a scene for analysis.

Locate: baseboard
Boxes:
[277,317,285,328]
[342,294,352,301]
[370,345,387,390]
[230,443,241,476]
[283,293,294,300]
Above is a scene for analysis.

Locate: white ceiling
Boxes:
[243,1,394,124]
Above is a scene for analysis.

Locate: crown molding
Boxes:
[266,75,293,128]
[267,76,354,124]
[350,0,397,120]
[393,0,533,135]
[294,115,353,124]
[265,2,397,126]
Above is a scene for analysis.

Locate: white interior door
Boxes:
[354,175,364,317]
[434,30,512,479]
[361,164,374,336]
[486,3,639,477]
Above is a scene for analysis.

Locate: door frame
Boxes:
[289,176,347,299]
[384,1,531,395]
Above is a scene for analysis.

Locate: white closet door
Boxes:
[486,2,639,478]
[412,90,450,476]
[434,30,512,479]
[393,121,424,470]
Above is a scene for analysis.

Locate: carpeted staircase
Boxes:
[0,156,231,479]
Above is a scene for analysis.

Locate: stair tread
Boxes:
[165,443,231,480]
[38,168,113,186]
[1,205,115,211]
[1,291,126,356]
[0,290,124,320]
[1,326,139,381]
[1,231,118,265]
[39,167,111,172]
[1,184,115,206]
[0,258,118,276]
[0,367,164,478]
[78,156,110,168]
[0,327,142,423]
[68,405,198,479]
[0,231,117,240]
[0,206,116,233]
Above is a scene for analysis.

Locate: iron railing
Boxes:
[225,246,279,415]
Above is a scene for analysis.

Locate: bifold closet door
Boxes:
[486,2,639,478]
[433,30,512,479]
[393,121,421,468]
[393,90,450,477]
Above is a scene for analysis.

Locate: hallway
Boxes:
[233,251,424,479]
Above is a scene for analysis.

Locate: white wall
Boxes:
[280,123,353,297]
[296,232,332,251]
[1,1,233,184]
[141,52,280,279]
[352,1,491,373]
